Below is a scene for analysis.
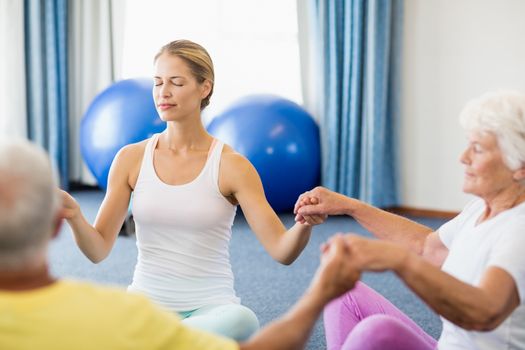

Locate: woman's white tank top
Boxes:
[128,134,239,311]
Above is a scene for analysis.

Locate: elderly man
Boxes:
[0,138,359,350]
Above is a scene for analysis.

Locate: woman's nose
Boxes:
[158,83,171,97]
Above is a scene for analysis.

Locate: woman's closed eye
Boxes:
[473,144,484,153]
[170,78,184,87]
[153,77,185,87]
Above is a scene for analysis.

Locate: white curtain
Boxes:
[0,0,27,139]
[296,0,322,122]
[68,0,125,184]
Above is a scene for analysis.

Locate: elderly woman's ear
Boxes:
[512,167,525,181]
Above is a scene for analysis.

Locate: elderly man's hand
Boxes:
[309,234,361,302]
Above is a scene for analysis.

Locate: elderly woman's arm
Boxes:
[400,254,519,330]
[345,235,520,331]
[295,187,442,260]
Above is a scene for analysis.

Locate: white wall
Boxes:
[0,0,26,139]
[400,0,525,211]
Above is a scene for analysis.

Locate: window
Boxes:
[121,0,302,124]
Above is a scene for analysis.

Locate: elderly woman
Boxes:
[295,90,525,349]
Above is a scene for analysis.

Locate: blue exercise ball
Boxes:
[208,94,320,212]
[81,78,166,190]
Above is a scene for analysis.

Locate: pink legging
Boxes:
[324,282,438,350]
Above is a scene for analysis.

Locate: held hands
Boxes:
[294,187,353,223]
[311,234,410,302]
[340,234,409,273]
[310,234,361,302]
[58,189,81,221]
[295,196,328,226]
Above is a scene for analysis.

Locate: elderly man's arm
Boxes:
[240,235,360,350]
[238,289,327,350]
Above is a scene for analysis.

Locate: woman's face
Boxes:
[152,53,210,122]
[460,131,517,199]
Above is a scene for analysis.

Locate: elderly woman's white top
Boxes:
[438,198,525,349]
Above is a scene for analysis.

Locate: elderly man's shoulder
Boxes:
[45,280,171,319]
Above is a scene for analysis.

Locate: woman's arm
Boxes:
[220,152,324,265]
[61,145,138,263]
[345,235,520,330]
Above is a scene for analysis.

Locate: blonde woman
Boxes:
[61,40,325,341]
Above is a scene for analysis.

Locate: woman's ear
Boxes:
[201,80,212,99]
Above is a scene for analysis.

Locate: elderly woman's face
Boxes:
[460,131,516,199]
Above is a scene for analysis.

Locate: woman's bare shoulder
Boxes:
[221,143,251,166]
[219,143,258,178]
[118,139,148,158]
[113,139,150,170]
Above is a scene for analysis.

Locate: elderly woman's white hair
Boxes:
[0,139,60,269]
[459,90,525,170]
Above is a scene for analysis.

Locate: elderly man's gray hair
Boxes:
[459,90,525,170]
[0,139,59,268]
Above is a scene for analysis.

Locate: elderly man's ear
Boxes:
[52,216,63,240]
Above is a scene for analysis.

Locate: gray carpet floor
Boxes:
[49,190,443,349]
